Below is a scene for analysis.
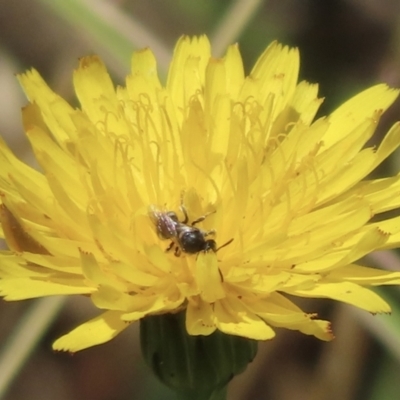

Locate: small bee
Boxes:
[149,202,232,256]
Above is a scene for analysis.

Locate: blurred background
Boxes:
[1,0,400,399]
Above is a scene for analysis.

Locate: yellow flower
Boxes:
[1,36,400,352]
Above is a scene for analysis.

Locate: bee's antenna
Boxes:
[216,238,234,252]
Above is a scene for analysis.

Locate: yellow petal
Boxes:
[249,42,299,115]
[17,69,76,143]
[73,55,118,123]
[53,311,130,352]
[79,250,125,291]
[214,296,276,340]
[372,121,400,168]
[289,81,322,125]
[129,48,161,94]
[0,204,49,254]
[323,85,399,148]
[250,293,334,341]
[195,251,225,303]
[121,289,184,322]
[223,43,244,99]
[0,278,94,300]
[295,228,389,273]
[325,264,400,286]
[346,175,400,214]
[167,35,211,112]
[186,298,216,335]
[289,282,391,313]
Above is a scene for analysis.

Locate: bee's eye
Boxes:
[180,231,205,253]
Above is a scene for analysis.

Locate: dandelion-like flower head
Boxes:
[1,36,400,352]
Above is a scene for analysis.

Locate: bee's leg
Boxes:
[191,211,216,227]
[178,191,189,224]
[203,229,216,237]
[180,203,189,224]
[165,241,174,252]
[174,246,181,257]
